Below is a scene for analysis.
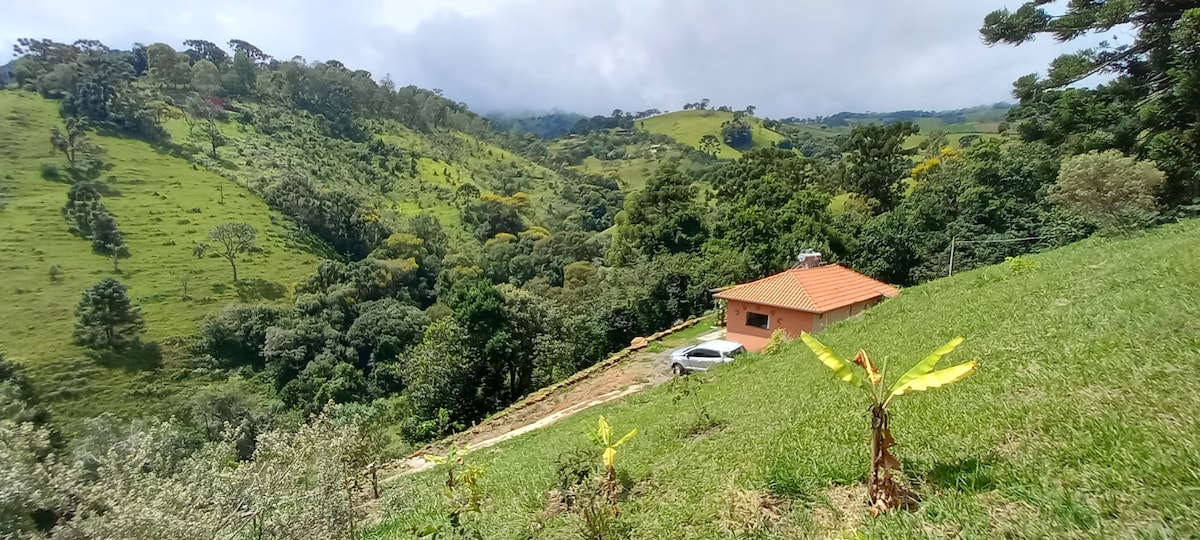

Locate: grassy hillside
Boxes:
[0,92,319,422]
[641,110,784,159]
[372,220,1200,538]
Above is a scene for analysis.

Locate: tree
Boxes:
[721,117,753,150]
[189,98,227,157]
[981,1,1200,204]
[699,134,721,156]
[800,334,976,515]
[461,193,529,240]
[228,39,271,62]
[182,39,229,65]
[190,59,222,97]
[454,183,481,207]
[63,181,102,234]
[403,318,490,427]
[842,122,919,213]
[1050,150,1165,232]
[50,117,91,164]
[197,304,288,369]
[609,162,707,264]
[223,50,257,98]
[918,129,950,158]
[90,207,128,272]
[144,43,193,105]
[74,278,144,350]
[50,117,105,182]
[198,223,257,283]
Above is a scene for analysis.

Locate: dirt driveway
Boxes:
[377,317,721,482]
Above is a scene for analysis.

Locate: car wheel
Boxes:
[671,363,686,376]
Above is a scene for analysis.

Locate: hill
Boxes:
[0,47,591,426]
[640,109,785,159]
[0,91,320,422]
[488,111,587,139]
[371,220,1200,538]
[0,39,677,434]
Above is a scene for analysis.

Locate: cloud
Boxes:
[2,0,1083,117]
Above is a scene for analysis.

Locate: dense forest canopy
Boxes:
[3,2,1200,532]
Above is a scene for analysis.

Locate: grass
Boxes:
[0,91,319,425]
[640,110,785,159]
[370,220,1200,538]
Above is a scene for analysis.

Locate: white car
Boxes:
[670,339,746,375]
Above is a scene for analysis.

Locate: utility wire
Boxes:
[948,235,1056,276]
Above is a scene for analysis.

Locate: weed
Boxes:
[668,375,722,437]
[414,444,487,539]
[1006,256,1037,275]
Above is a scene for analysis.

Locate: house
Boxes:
[713,256,899,351]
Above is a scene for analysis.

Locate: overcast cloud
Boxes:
[2,0,1084,117]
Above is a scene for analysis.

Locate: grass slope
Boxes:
[0,92,318,423]
[373,220,1200,538]
[641,110,784,159]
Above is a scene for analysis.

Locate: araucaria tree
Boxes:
[198,223,257,283]
[74,278,145,350]
[800,333,977,515]
[842,121,918,213]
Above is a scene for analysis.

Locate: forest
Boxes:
[4,0,1200,535]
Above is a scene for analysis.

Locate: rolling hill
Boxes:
[0,89,579,425]
[371,219,1200,539]
[0,92,320,422]
[640,109,785,159]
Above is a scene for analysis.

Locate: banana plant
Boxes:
[799,332,977,514]
[590,416,636,515]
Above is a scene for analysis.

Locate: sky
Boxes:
[1,0,1093,117]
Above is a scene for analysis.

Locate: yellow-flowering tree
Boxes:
[800,333,977,514]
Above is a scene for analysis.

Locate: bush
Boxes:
[40,162,61,181]
[760,329,791,355]
[1050,150,1165,232]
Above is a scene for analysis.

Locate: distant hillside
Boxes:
[784,103,1012,129]
[488,111,586,139]
[640,109,785,159]
[0,92,319,422]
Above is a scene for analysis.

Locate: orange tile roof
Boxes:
[713,264,899,313]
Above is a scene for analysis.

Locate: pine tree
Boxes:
[74,278,144,350]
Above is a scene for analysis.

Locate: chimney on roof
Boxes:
[794,249,822,269]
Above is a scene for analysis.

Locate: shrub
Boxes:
[1050,150,1165,232]
[40,162,61,181]
[760,329,791,355]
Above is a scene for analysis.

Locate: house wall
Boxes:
[724,297,882,351]
[812,298,881,332]
[724,300,815,352]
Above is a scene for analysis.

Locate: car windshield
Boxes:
[728,346,746,357]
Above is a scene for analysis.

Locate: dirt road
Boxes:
[377,318,721,483]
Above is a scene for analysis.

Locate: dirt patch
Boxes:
[716,486,793,537]
[812,484,866,538]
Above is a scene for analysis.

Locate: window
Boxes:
[746,312,769,329]
[689,348,719,358]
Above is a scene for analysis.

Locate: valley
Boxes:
[3,2,1200,536]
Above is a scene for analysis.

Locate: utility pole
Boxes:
[947,236,957,276]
